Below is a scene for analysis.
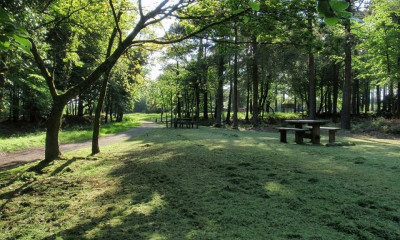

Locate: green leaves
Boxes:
[12,34,32,53]
[248,1,260,11]
[0,8,31,53]
[329,0,349,11]
[317,0,352,26]
[233,8,245,14]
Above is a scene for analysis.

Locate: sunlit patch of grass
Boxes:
[0,113,159,153]
[0,126,399,239]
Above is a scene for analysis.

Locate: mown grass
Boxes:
[0,113,159,153]
[1,125,399,239]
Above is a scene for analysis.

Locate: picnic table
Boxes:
[277,119,341,144]
[285,120,328,144]
[173,117,198,129]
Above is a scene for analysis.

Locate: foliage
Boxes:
[0,8,31,53]
[317,0,351,26]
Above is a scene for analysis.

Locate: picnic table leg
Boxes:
[295,131,304,144]
[328,130,336,143]
[310,125,321,144]
[279,130,287,143]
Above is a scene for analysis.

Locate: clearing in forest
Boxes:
[1,126,399,239]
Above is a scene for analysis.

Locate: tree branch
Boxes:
[29,39,58,100]
[138,0,144,18]
[131,9,250,45]
[33,3,90,30]
[109,0,122,43]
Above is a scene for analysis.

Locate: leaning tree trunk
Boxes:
[92,71,110,154]
[341,3,352,130]
[45,99,67,161]
[92,27,118,155]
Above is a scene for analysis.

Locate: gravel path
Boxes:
[0,121,162,170]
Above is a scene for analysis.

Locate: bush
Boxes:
[352,117,400,135]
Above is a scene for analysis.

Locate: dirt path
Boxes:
[0,121,162,171]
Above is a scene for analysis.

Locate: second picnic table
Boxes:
[285,119,328,144]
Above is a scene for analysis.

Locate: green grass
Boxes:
[1,126,399,239]
[0,113,159,153]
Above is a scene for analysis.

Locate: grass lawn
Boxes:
[0,113,159,153]
[1,126,399,239]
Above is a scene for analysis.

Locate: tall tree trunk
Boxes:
[397,81,400,118]
[376,85,381,113]
[203,42,208,120]
[352,79,359,115]
[215,53,224,127]
[0,56,6,115]
[245,71,250,123]
[251,36,259,127]
[45,99,66,161]
[397,57,400,117]
[77,95,84,117]
[195,85,200,121]
[308,8,316,120]
[226,75,232,124]
[370,87,374,111]
[92,71,111,154]
[12,86,19,122]
[341,1,352,129]
[364,83,370,113]
[383,86,387,113]
[232,22,239,129]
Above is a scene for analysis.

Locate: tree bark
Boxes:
[251,36,259,127]
[307,7,316,120]
[376,85,381,113]
[0,56,6,115]
[215,53,224,127]
[77,95,84,117]
[341,3,352,129]
[245,69,250,124]
[92,26,118,154]
[232,22,239,129]
[92,71,111,154]
[45,98,67,162]
[332,63,339,122]
[226,72,232,124]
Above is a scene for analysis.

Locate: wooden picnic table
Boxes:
[285,119,328,144]
[174,117,198,129]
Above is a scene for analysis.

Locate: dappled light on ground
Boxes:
[0,126,399,239]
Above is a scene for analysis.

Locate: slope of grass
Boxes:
[0,113,159,153]
[1,126,399,239]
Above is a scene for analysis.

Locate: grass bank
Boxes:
[1,126,399,239]
[0,113,159,153]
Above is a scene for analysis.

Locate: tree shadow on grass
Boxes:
[36,128,400,239]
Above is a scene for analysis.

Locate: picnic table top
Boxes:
[285,119,328,124]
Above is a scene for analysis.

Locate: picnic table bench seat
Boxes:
[306,126,341,143]
[276,127,308,144]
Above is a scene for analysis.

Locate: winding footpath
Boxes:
[0,121,162,171]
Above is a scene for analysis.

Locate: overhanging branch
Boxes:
[29,39,58,100]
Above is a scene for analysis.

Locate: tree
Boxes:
[24,0,248,162]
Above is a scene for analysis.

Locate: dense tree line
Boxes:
[1,0,399,164]
[148,0,400,129]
